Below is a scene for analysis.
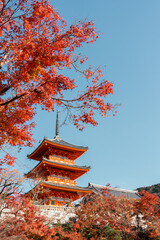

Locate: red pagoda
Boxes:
[25,112,91,207]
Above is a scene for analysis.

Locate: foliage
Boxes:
[75,192,135,239]
[74,191,160,240]
[137,183,160,195]
[0,190,160,239]
[0,196,56,240]
[0,0,114,161]
[100,225,122,240]
[3,1,159,240]
[0,168,22,200]
[134,190,160,239]
[0,153,16,172]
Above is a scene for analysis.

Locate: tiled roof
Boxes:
[42,157,90,169]
[88,183,141,199]
[45,136,88,150]
[25,181,91,196]
[43,181,91,192]
[27,136,88,161]
[25,158,90,177]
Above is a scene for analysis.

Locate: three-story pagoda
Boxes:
[25,112,91,207]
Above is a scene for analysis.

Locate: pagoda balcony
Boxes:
[47,176,76,186]
[36,205,75,213]
[49,156,75,165]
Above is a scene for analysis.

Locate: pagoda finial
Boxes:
[53,110,61,141]
[55,110,59,137]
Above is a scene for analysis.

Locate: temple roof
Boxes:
[28,137,88,161]
[43,181,91,192]
[45,137,88,150]
[88,183,141,199]
[25,181,92,201]
[25,158,90,180]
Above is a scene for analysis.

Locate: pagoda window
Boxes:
[51,201,55,205]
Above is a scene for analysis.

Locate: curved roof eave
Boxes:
[25,158,91,178]
[45,137,88,151]
[27,138,88,160]
[25,181,92,196]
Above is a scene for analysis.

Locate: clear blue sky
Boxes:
[16,0,160,191]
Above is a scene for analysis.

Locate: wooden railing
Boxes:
[36,205,75,213]
[47,176,76,186]
[49,156,74,165]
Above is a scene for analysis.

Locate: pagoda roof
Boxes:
[25,158,90,180]
[28,137,88,161]
[42,181,91,192]
[25,181,92,201]
[45,137,88,150]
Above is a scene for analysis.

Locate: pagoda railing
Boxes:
[47,176,76,186]
[49,156,74,165]
[36,205,75,213]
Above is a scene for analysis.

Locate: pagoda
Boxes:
[25,112,91,207]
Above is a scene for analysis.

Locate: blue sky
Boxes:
[16,0,160,191]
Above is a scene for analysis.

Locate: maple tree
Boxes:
[0,196,56,239]
[1,2,159,240]
[0,168,22,200]
[134,190,160,239]
[73,190,160,240]
[0,0,114,165]
[75,191,134,239]
[0,190,85,239]
[0,185,160,239]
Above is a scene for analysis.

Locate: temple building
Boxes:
[88,183,140,199]
[25,112,92,207]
